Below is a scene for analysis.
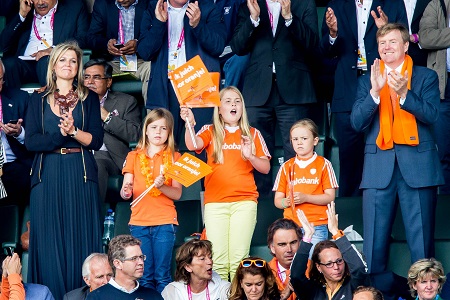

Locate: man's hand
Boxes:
[247,0,260,22]
[19,0,33,19]
[1,119,23,137]
[370,58,386,98]
[107,39,123,56]
[388,69,409,99]
[6,253,21,276]
[121,39,137,55]
[280,282,294,300]
[371,6,388,28]
[155,0,168,22]
[31,48,52,61]
[187,1,201,28]
[278,0,291,21]
[325,7,338,38]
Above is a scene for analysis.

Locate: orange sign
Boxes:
[168,55,220,107]
[165,153,212,187]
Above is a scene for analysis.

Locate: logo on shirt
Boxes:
[293,176,319,185]
[224,6,231,14]
[310,168,316,175]
[222,143,241,150]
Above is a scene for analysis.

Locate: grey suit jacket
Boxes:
[350,65,444,189]
[63,285,90,300]
[102,91,141,170]
[419,0,450,99]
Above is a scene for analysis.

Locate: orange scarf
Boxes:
[376,55,419,150]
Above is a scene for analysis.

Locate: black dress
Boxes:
[27,95,102,300]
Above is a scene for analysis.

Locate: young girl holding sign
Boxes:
[180,86,271,281]
[121,108,182,292]
[272,119,338,255]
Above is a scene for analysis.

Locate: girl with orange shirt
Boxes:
[180,86,271,281]
[121,108,182,292]
[273,119,338,256]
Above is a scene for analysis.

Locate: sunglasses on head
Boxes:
[240,259,266,268]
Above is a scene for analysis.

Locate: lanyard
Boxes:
[168,18,185,50]
[118,10,125,44]
[33,9,55,48]
[265,1,274,30]
[187,284,210,300]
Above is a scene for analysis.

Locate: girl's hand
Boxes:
[121,182,133,200]
[326,201,339,236]
[180,106,196,127]
[296,209,315,239]
[241,135,253,160]
[292,192,307,205]
[154,174,165,188]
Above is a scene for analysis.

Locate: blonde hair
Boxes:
[211,86,254,164]
[46,41,88,100]
[290,118,319,139]
[407,258,446,297]
[137,108,175,154]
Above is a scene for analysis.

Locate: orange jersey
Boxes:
[122,148,181,226]
[197,125,271,204]
[272,153,338,226]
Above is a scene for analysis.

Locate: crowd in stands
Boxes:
[1,0,450,299]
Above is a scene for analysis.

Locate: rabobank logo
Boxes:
[293,176,319,185]
[222,143,241,150]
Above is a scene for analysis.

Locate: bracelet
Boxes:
[332,229,345,240]
[302,237,312,243]
[103,112,113,124]
[281,198,288,209]
[284,14,293,23]
[412,33,419,43]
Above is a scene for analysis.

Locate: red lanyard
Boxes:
[33,9,55,45]
[118,10,125,44]
[168,18,185,50]
[187,284,210,300]
[265,1,274,30]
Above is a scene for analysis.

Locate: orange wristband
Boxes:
[332,230,345,240]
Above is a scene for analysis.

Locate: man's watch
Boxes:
[69,127,78,138]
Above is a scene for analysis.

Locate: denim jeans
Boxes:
[301,224,328,258]
[222,54,250,90]
[129,224,177,293]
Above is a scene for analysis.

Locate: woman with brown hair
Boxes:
[229,257,280,300]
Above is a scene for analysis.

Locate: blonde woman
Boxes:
[180,86,271,281]
[25,41,103,300]
[408,258,446,300]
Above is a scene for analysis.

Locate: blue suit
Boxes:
[350,64,444,273]
[137,0,226,141]
[319,0,407,196]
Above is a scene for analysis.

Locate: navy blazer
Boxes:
[320,0,408,113]
[137,0,227,110]
[1,87,32,164]
[63,285,90,300]
[230,0,319,106]
[350,65,444,189]
[0,0,89,56]
[87,0,150,59]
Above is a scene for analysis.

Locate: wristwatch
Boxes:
[69,127,78,138]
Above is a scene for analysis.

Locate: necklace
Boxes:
[139,149,173,196]
[54,88,79,115]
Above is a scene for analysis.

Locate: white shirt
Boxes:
[109,278,140,294]
[167,1,188,71]
[356,0,372,70]
[23,3,58,56]
[403,0,417,34]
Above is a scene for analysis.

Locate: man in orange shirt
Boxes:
[267,218,302,300]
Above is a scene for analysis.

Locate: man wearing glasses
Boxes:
[83,58,141,203]
[87,235,163,299]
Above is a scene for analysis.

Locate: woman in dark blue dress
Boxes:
[25,42,104,300]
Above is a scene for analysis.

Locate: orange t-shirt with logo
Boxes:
[122,148,181,226]
[197,125,271,204]
[272,153,338,226]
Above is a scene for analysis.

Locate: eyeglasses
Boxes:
[240,259,266,268]
[122,255,146,262]
[318,258,345,268]
[83,75,109,81]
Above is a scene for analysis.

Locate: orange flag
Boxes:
[168,55,220,107]
[165,153,212,187]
